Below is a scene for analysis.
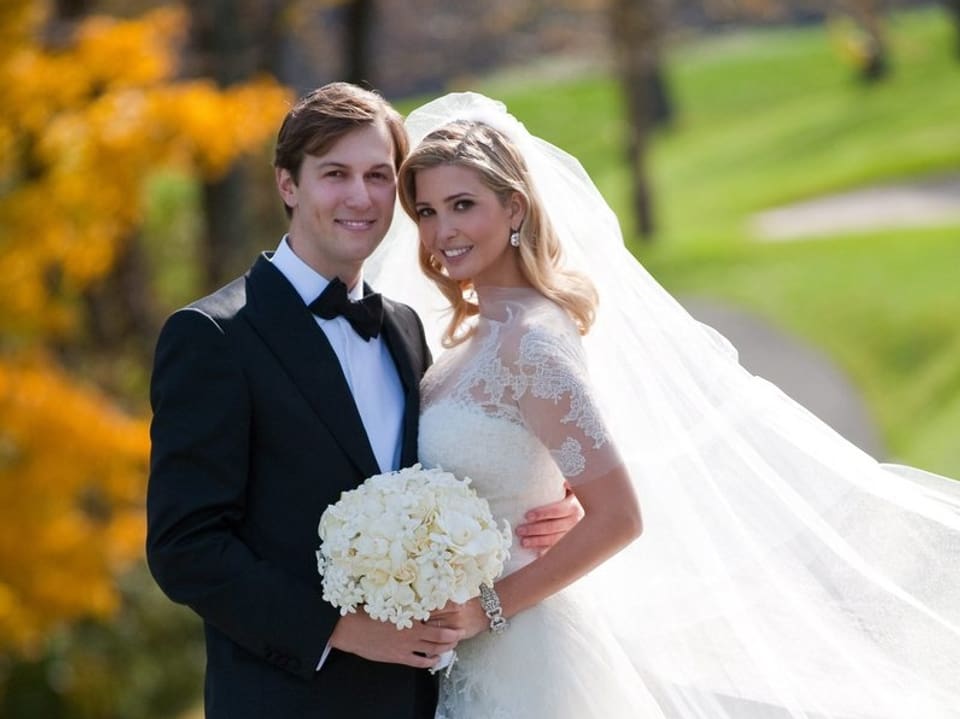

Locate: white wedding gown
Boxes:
[371,92,960,719]
[419,287,665,719]
[416,285,960,719]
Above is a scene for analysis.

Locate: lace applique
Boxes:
[552,437,586,478]
[513,329,607,451]
[420,300,612,482]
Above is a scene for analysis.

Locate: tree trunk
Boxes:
[842,0,890,81]
[42,0,160,361]
[199,173,251,290]
[344,0,376,87]
[186,0,289,290]
[43,0,90,46]
[82,233,159,364]
[946,0,960,59]
[609,0,671,241]
[53,0,87,19]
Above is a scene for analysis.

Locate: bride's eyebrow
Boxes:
[415,191,475,208]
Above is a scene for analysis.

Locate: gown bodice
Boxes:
[418,287,619,573]
[416,287,664,719]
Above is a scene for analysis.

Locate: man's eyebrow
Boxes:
[314,160,393,170]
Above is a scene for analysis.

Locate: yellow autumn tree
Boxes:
[0,0,291,656]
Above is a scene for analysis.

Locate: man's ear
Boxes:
[276,167,298,209]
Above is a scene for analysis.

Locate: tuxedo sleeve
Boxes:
[146,308,335,680]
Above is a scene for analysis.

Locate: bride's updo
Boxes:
[397,120,598,347]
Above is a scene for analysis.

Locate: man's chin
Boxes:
[342,238,386,266]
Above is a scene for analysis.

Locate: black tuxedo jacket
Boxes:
[146,254,436,718]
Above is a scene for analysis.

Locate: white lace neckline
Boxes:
[475,285,551,325]
[421,288,619,484]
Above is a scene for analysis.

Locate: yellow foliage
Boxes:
[826,15,880,71]
[0,0,293,655]
[0,2,292,340]
[0,356,149,654]
[0,0,45,64]
[74,8,181,89]
[151,77,294,178]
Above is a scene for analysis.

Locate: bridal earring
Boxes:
[509,229,520,247]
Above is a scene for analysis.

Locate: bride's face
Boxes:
[412,163,527,288]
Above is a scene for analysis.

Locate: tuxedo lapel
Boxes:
[379,299,422,468]
[244,255,380,479]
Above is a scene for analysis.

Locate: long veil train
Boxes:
[366,92,960,718]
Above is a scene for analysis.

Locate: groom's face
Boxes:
[276,121,398,283]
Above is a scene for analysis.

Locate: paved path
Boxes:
[680,173,960,458]
[751,172,960,241]
[680,297,886,459]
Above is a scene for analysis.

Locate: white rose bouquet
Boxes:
[317,464,511,642]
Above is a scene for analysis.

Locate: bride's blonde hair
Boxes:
[397,121,598,347]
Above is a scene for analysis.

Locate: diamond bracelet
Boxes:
[478,583,508,634]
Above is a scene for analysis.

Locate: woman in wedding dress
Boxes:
[366,92,960,718]
[400,118,664,718]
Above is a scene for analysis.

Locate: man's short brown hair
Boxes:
[274,82,408,181]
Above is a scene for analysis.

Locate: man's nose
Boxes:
[344,178,373,208]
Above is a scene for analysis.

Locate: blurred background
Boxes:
[1,0,957,716]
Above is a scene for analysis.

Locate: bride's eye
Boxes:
[453,199,474,211]
[416,207,435,218]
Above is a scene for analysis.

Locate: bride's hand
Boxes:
[428,598,488,641]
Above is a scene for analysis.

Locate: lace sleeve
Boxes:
[510,323,624,486]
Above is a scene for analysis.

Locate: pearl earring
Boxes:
[509,230,520,247]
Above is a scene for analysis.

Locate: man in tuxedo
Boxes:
[146,82,579,719]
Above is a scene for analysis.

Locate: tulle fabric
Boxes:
[366,93,960,717]
[434,582,665,719]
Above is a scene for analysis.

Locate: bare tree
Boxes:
[186,0,290,289]
[36,1,160,360]
[344,0,376,86]
[945,0,960,59]
[700,0,892,81]
[839,0,889,81]
[610,0,672,241]
[52,0,88,19]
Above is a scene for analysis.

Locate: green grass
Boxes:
[646,225,960,471]
[407,6,960,475]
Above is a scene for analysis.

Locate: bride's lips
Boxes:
[441,246,472,262]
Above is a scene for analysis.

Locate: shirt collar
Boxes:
[269,235,364,304]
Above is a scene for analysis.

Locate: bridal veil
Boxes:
[366,92,960,718]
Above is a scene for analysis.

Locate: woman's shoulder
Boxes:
[496,294,583,364]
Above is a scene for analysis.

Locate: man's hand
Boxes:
[329,612,462,669]
[515,483,583,554]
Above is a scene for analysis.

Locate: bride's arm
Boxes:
[499,466,642,619]
[430,324,643,639]
[431,467,641,640]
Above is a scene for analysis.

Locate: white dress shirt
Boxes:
[270,236,405,474]
[270,237,407,671]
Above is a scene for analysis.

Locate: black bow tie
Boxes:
[308,278,383,341]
